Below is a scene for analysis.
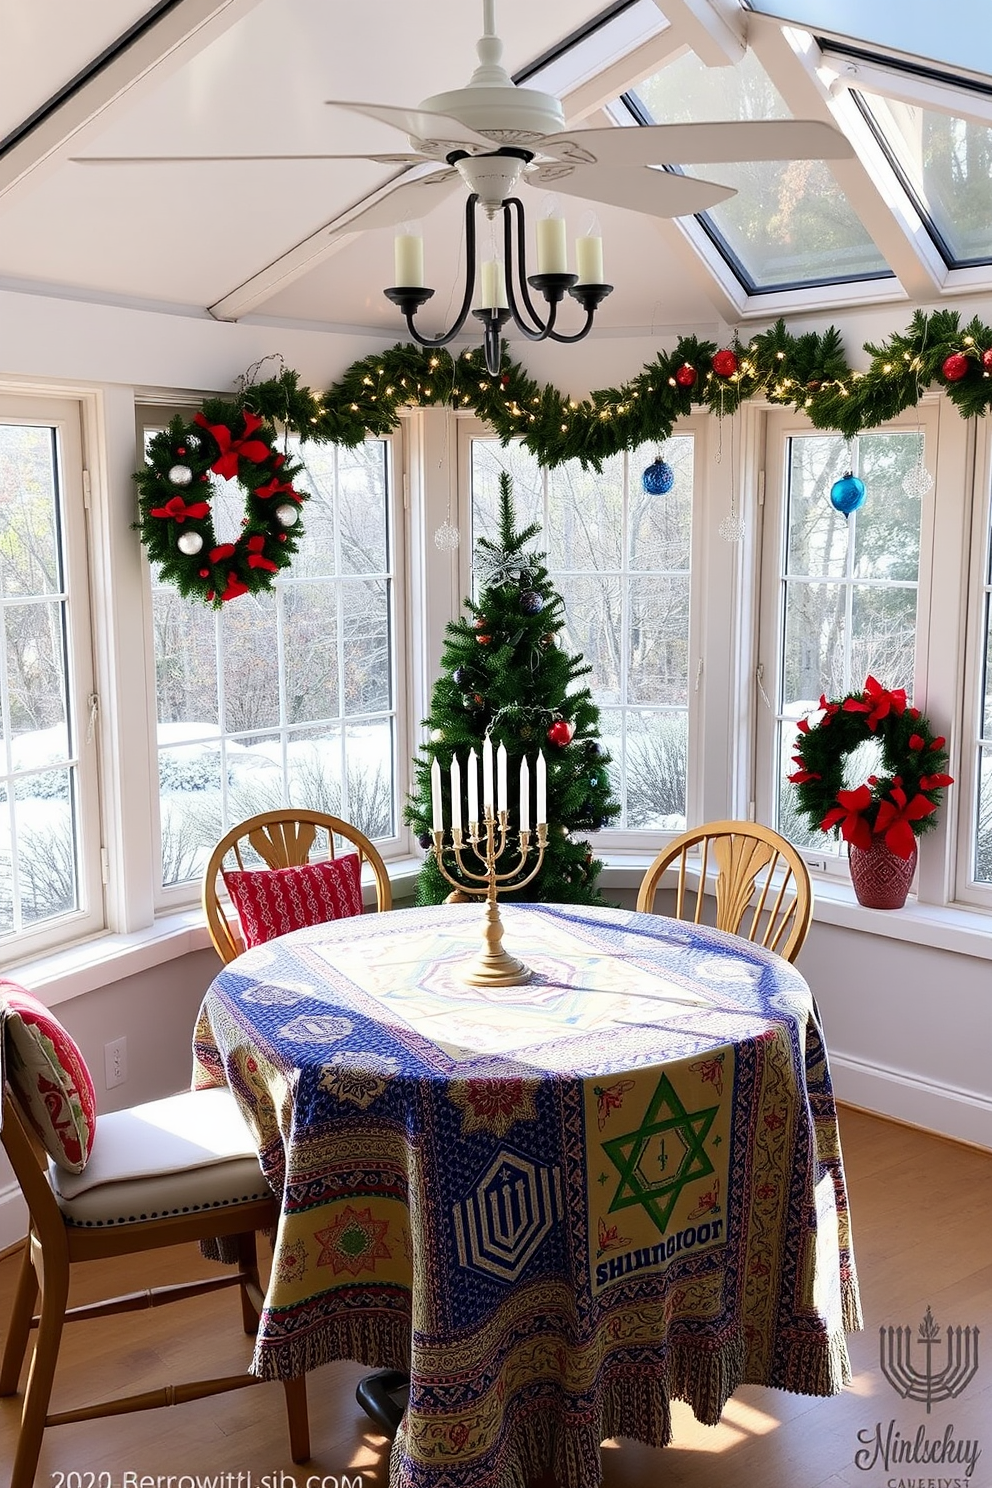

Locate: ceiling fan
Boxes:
[75,1,853,368]
[76,0,853,230]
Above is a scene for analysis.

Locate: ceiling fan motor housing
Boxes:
[450,147,533,215]
[418,18,565,148]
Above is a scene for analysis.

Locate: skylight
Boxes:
[852,91,992,268]
[625,48,891,294]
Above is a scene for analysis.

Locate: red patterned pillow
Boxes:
[0,980,97,1173]
[223,854,363,950]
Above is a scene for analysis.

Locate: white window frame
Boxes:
[0,391,103,962]
[134,404,413,913]
[955,419,992,911]
[454,411,717,851]
[752,398,964,896]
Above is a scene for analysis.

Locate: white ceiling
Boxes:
[0,0,987,345]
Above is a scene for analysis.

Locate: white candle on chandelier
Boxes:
[575,211,604,285]
[519,756,531,831]
[482,736,494,810]
[496,742,508,811]
[449,754,462,830]
[393,222,424,288]
[535,750,547,825]
[430,757,443,832]
[467,747,479,825]
[478,258,508,309]
[536,195,567,274]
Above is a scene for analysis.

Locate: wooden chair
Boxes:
[203,808,392,964]
[0,1077,309,1488]
[636,819,813,963]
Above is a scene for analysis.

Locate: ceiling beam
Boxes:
[647,0,746,67]
[0,0,265,205]
[747,16,944,301]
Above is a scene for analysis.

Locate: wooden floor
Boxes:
[1,1106,990,1488]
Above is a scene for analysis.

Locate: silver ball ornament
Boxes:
[275,503,299,527]
[430,728,444,742]
[168,465,193,487]
[177,531,204,555]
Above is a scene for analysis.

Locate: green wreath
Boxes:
[787,675,953,858]
[135,401,306,607]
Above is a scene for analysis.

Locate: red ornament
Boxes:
[982,348,992,372]
[199,568,210,578]
[176,446,186,455]
[712,349,738,378]
[547,719,574,747]
[476,633,491,644]
[501,375,510,388]
[675,363,697,388]
[942,352,969,382]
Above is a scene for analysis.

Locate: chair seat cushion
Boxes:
[223,854,363,948]
[1,980,97,1173]
[49,1087,272,1227]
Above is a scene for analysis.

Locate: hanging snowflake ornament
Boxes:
[719,512,745,543]
[434,520,460,551]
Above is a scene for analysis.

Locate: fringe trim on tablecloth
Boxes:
[251,1312,411,1382]
[843,1277,864,1333]
[779,1327,854,1396]
[668,1330,748,1425]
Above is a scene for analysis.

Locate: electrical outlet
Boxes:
[104,1036,127,1088]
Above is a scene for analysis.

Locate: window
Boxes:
[464,427,696,834]
[624,48,890,292]
[142,417,405,899]
[756,408,937,863]
[0,395,101,955]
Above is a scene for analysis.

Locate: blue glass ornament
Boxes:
[519,589,545,615]
[830,472,866,517]
[642,457,675,495]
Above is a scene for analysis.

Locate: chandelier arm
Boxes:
[503,198,555,339]
[544,305,597,344]
[385,193,480,348]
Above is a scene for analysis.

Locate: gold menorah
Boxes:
[430,741,547,986]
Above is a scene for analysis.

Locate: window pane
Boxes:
[775,430,922,847]
[148,433,398,889]
[630,50,889,290]
[624,711,688,830]
[858,92,992,266]
[976,746,992,885]
[471,437,693,832]
[0,421,82,939]
[283,583,340,725]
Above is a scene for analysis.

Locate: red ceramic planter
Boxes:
[848,838,918,909]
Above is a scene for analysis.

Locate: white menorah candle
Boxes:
[467,747,479,824]
[430,757,443,832]
[496,742,508,811]
[519,756,530,831]
[449,754,462,829]
[536,750,547,825]
[482,736,494,809]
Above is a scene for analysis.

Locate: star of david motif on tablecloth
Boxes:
[602,1071,718,1235]
[314,1204,391,1276]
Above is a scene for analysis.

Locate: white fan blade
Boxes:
[330,168,462,234]
[72,153,430,165]
[536,118,854,168]
[526,162,735,218]
[325,101,493,157]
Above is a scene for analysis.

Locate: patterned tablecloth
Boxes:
[193,901,861,1488]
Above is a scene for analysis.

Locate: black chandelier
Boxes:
[384,152,613,376]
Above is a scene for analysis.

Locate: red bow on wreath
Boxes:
[841,674,906,731]
[246,535,279,572]
[820,785,874,850]
[149,494,210,523]
[254,474,301,502]
[194,409,270,480]
[873,785,937,858]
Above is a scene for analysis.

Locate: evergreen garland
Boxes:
[244,308,992,469]
[138,307,992,603]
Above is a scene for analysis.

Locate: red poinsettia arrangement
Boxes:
[787,675,953,859]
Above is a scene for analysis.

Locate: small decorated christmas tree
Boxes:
[406,473,619,904]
